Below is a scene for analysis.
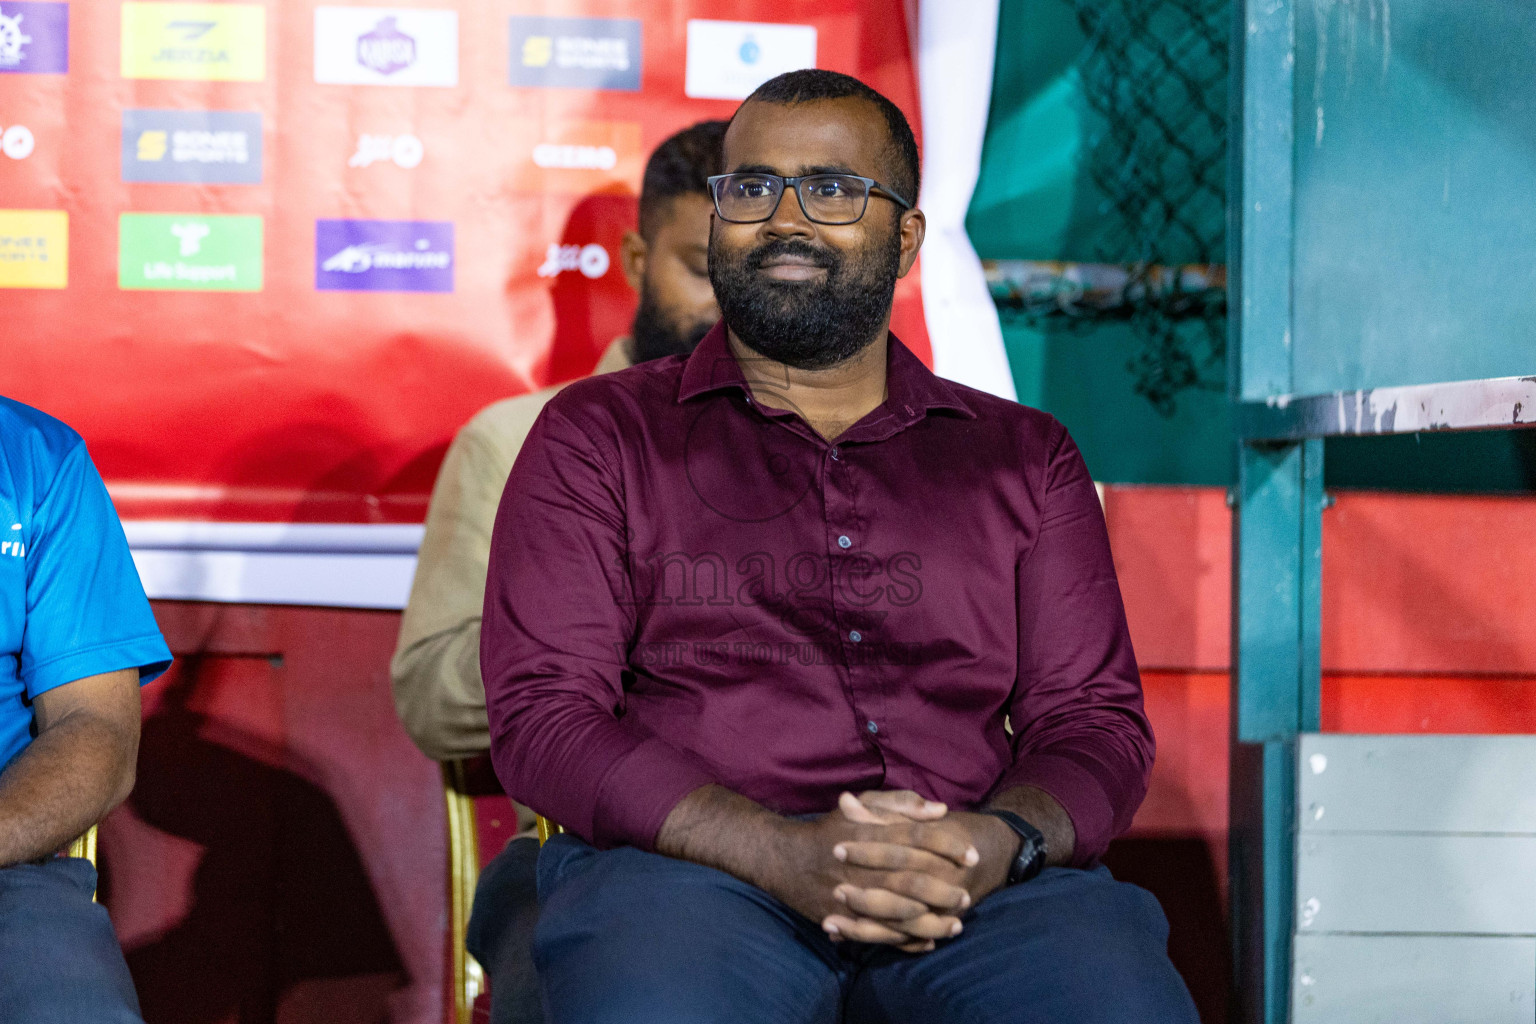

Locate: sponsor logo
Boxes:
[118,212,263,291]
[508,16,640,91]
[314,7,457,87]
[121,2,265,81]
[1,523,21,559]
[0,208,66,288]
[685,20,816,100]
[122,109,262,183]
[0,2,66,74]
[349,133,423,169]
[510,119,641,194]
[315,219,453,292]
[0,122,34,159]
[537,242,609,280]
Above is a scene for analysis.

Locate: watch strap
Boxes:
[982,808,1047,885]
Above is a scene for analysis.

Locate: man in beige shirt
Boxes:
[393,121,725,761]
[391,120,725,1024]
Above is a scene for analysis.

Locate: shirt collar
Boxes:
[677,321,978,425]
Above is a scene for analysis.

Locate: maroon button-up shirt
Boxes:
[482,323,1152,865]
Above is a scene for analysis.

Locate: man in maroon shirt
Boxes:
[482,70,1197,1023]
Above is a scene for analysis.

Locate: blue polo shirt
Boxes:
[0,397,171,772]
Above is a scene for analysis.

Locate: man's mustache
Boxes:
[743,240,839,273]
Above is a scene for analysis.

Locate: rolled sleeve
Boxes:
[481,401,716,850]
[1005,423,1154,865]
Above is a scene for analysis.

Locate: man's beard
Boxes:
[629,288,714,364]
[708,231,901,370]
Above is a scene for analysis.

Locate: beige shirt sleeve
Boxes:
[390,337,633,763]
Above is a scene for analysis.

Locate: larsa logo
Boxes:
[537,243,609,281]
[315,219,453,293]
[0,2,67,74]
[349,133,423,169]
[508,16,640,92]
[685,20,816,100]
[0,123,33,159]
[122,109,262,184]
[315,7,457,87]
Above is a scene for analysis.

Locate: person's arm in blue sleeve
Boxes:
[0,441,171,866]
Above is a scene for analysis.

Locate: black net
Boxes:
[994,0,1230,415]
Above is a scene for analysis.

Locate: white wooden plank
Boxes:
[1292,934,1535,1024]
[1299,734,1536,834]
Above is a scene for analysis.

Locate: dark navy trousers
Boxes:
[0,858,144,1024]
[531,832,1198,1024]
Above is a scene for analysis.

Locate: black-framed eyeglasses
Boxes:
[706,172,913,226]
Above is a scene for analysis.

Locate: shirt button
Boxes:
[849,630,862,643]
[837,535,852,549]
[866,720,879,735]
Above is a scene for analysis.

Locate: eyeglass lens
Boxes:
[714,174,870,225]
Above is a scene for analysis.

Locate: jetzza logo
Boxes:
[121,3,266,81]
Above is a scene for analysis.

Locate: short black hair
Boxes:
[639,120,728,240]
[736,69,920,208]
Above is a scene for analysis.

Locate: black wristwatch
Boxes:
[982,808,1047,885]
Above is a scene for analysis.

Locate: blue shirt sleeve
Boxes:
[21,441,172,697]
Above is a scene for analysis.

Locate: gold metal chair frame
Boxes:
[443,758,564,1024]
[443,762,487,1024]
[68,823,98,865]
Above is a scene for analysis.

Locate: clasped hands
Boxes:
[768,790,1017,954]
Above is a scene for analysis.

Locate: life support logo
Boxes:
[684,20,816,100]
[0,123,34,159]
[0,209,67,289]
[508,16,641,91]
[122,109,262,184]
[118,212,264,291]
[0,2,67,75]
[349,133,423,169]
[121,3,266,81]
[314,7,458,87]
[537,242,609,280]
[315,219,454,293]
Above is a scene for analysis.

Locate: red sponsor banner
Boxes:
[0,1,928,523]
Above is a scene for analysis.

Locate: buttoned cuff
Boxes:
[998,753,1118,867]
[591,735,719,852]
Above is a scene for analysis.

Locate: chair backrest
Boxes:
[1292,734,1536,1023]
